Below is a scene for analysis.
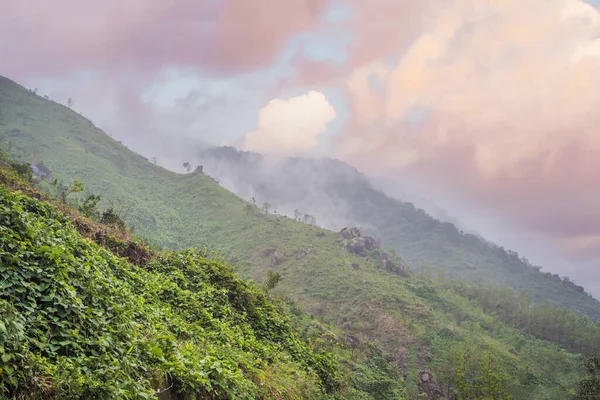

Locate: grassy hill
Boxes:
[1,75,599,399]
[0,165,340,399]
[191,148,600,319]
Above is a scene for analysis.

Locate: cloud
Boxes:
[326,0,600,286]
[244,91,336,156]
[0,0,329,79]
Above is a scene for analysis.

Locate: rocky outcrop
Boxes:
[418,371,445,399]
[261,247,287,267]
[394,263,409,277]
[270,250,286,267]
[340,227,379,255]
[380,251,409,277]
[339,227,361,240]
[345,236,379,254]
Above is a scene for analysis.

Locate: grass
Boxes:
[0,75,597,399]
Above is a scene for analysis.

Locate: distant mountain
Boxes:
[194,146,600,319]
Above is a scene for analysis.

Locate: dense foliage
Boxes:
[0,186,338,399]
[442,280,600,356]
[576,356,600,400]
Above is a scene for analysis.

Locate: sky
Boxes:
[1,0,600,295]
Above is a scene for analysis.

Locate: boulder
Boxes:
[339,227,353,239]
[270,250,286,267]
[345,236,380,255]
[363,236,379,251]
[418,370,445,399]
[339,227,361,240]
[394,262,409,278]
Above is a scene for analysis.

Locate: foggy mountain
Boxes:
[193,145,600,314]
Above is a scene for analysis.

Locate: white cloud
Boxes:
[244,91,336,156]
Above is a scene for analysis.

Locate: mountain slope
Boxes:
[1,75,598,399]
[0,172,339,399]
[191,147,600,319]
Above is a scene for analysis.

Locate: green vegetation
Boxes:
[576,356,600,399]
[0,183,339,398]
[1,76,599,399]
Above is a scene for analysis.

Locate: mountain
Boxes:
[1,75,599,399]
[192,146,600,319]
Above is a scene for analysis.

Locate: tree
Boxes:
[264,271,282,291]
[433,340,510,400]
[294,209,301,221]
[9,161,33,183]
[183,162,191,173]
[576,356,600,400]
[59,180,84,203]
[67,98,75,108]
[302,214,316,225]
[100,199,135,228]
[262,202,271,213]
[79,194,102,220]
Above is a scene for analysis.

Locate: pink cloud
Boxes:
[323,0,600,281]
[1,0,329,78]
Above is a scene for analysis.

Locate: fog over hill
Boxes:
[188,145,600,302]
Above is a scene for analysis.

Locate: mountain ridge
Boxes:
[192,145,600,317]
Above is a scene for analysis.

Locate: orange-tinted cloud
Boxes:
[330,0,600,275]
[244,91,336,156]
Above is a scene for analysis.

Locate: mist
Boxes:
[179,145,599,299]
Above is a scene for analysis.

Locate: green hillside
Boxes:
[1,75,599,399]
[0,170,339,399]
[192,149,600,319]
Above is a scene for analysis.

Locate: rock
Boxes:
[363,236,379,251]
[31,162,51,180]
[294,247,314,260]
[351,263,360,270]
[261,247,276,257]
[345,237,365,254]
[270,250,286,267]
[339,227,353,239]
[394,263,409,278]
[345,236,379,255]
[344,334,361,348]
[418,370,445,399]
[339,227,361,240]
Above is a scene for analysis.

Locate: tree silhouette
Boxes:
[262,202,271,213]
[183,162,191,173]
